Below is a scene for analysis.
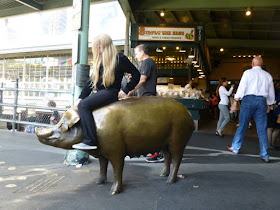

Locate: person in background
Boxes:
[185,80,193,90]
[210,93,219,119]
[123,44,157,97]
[72,34,140,150]
[47,100,60,125]
[25,100,60,134]
[267,81,280,149]
[228,56,275,163]
[216,77,234,136]
[120,44,162,163]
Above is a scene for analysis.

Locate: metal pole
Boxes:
[74,0,90,100]
[12,78,19,132]
[46,55,49,90]
[23,57,26,83]
[67,0,90,165]
[124,12,130,56]
[0,82,3,114]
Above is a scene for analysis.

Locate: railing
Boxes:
[0,79,72,132]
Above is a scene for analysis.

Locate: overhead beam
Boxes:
[207,39,280,49]
[118,0,136,23]
[132,0,280,10]
[227,11,233,38]
[185,10,195,23]
[15,0,42,10]
[170,11,180,23]
[207,21,280,25]
[207,10,218,38]
[153,11,166,24]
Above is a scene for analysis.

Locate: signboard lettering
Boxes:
[137,26,195,42]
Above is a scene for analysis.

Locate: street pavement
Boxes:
[1,130,280,210]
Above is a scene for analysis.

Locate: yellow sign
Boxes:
[137,26,195,42]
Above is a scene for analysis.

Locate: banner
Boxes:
[137,26,195,42]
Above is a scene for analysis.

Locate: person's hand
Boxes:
[231,84,235,88]
[267,105,271,113]
[127,90,134,96]
[74,98,82,106]
[118,90,127,99]
[230,102,237,113]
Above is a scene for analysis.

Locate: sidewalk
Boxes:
[1,130,280,210]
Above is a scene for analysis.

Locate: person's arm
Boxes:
[127,59,152,96]
[221,85,234,96]
[234,71,247,101]
[79,79,92,99]
[267,75,275,106]
[231,72,247,112]
[118,54,140,95]
[127,75,147,96]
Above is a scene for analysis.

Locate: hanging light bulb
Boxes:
[160,10,165,17]
[188,48,195,58]
[246,7,251,16]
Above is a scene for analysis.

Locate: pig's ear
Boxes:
[65,109,80,128]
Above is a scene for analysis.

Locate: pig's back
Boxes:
[93,97,194,157]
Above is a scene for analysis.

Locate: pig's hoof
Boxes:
[166,179,176,184]
[110,189,122,195]
[110,184,122,195]
[96,179,106,184]
[160,172,169,177]
[96,176,107,184]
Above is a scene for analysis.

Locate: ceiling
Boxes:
[1,0,280,63]
[121,0,280,62]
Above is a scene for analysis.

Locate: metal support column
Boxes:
[12,78,19,131]
[74,0,90,100]
[66,0,90,166]
[124,12,130,56]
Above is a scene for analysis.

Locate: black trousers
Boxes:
[78,89,118,146]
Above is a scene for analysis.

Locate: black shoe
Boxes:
[260,158,269,163]
[216,131,224,137]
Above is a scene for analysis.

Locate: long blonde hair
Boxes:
[91,34,117,88]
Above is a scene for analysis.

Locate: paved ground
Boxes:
[1,130,280,210]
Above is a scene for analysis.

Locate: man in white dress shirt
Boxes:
[228,57,275,162]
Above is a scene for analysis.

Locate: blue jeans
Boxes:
[231,95,269,159]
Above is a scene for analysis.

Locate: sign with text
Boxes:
[137,26,195,42]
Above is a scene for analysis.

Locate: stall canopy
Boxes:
[119,0,280,69]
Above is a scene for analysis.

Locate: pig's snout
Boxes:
[35,127,54,140]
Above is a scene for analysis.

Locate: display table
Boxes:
[174,99,204,131]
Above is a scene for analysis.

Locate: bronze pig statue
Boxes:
[36,97,195,195]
